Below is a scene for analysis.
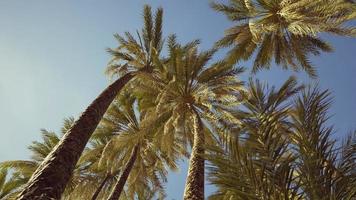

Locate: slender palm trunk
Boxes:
[183,113,205,200]
[107,144,139,200]
[91,174,111,200]
[17,73,134,200]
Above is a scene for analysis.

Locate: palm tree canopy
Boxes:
[94,92,181,199]
[106,5,164,79]
[207,81,356,199]
[143,35,246,148]
[212,0,356,77]
[291,87,356,199]
[207,77,303,200]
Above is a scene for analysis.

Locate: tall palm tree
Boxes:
[211,0,355,77]
[142,35,245,200]
[207,77,304,199]
[17,5,165,199]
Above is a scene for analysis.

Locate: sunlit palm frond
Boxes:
[291,86,356,199]
[212,0,355,77]
[207,77,304,199]
[106,5,165,79]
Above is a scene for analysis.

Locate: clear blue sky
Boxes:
[0,1,355,199]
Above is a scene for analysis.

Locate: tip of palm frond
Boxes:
[143,4,152,15]
[105,47,115,55]
[209,1,229,13]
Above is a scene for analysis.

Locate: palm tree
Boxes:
[207,77,304,199]
[141,35,245,199]
[291,87,356,199]
[206,81,356,199]
[98,92,180,200]
[211,0,355,77]
[17,5,165,199]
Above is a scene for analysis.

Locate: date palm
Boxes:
[212,0,355,77]
[141,35,245,200]
[207,77,304,199]
[96,92,181,200]
[207,81,356,199]
[291,87,356,199]
[17,5,165,199]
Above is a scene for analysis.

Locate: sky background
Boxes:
[0,0,355,199]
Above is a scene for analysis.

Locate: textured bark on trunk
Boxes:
[91,174,111,200]
[17,73,134,200]
[183,114,205,200]
[107,144,139,200]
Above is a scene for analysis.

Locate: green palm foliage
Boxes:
[212,0,356,77]
[138,35,245,199]
[207,80,356,199]
[207,77,303,200]
[0,118,91,198]
[63,128,118,200]
[0,130,63,184]
[3,3,356,199]
[17,6,165,199]
[0,129,60,187]
[291,87,356,199]
[95,92,180,200]
[0,169,25,199]
[1,118,74,173]
[62,7,168,198]
[106,5,163,79]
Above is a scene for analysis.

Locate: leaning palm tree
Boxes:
[17,5,165,199]
[0,119,72,186]
[0,129,60,185]
[207,77,304,199]
[0,118,91,198]
[212,0,355,77]
[142,35,245,200]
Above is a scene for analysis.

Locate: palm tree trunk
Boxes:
[183,113,205,200]
[107,144,139,200]
[91,174,111,200]
[17,73,134,200]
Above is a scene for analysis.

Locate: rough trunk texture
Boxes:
[91,174,111,200]
[17,73,134,200]
[183,114,205,200]
[107,144,139,200]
